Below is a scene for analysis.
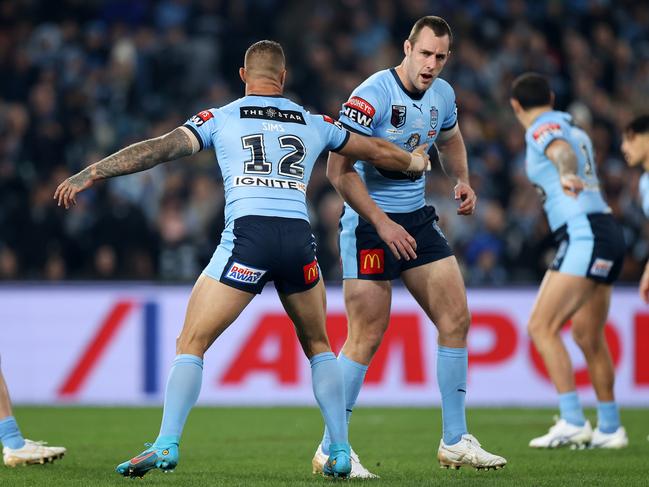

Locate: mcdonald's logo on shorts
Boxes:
[303,260,319,284]
[360,249,384,275]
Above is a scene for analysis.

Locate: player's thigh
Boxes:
[528,271,597,335]
[570,283,612,341]
[278,280,329,358]
[400,255,469,332]
[341,278,392,350]
[178,273,255,355]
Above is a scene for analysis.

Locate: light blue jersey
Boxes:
[525,111,610,231]
[184,95,349,226]
[338,68,458,213]
[639,172,649,217]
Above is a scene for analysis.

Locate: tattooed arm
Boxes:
[545,139,585,198]
[54,127,197,209]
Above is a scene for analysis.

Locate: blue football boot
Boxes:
[323,442,351,479]
[115,442,179,478]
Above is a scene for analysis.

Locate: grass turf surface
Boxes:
[1,407,647,486]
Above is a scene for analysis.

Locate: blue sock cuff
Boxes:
[0,416,16,427]
[559,391,579,401]
[173,354,203,368]
[438,346,468,358]
[310,352,336,367]
[339,353,368,372]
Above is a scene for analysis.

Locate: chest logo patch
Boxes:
[391,105,407,128]
[404,133,421,150]
[430,106,439,129]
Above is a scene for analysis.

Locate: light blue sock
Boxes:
[155,354,203,447]
[437,346,468,445]
[321,354,368,455]
[597,401,620,434]
[310,352,348,449]
[0,416,25,450]
[558,391,586,426]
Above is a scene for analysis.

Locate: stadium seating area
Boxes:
[1,0,648,283]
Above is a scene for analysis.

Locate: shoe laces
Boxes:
[462,434,482,448]
[24,440,48,447]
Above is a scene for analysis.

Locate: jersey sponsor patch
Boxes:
[233,175,307,194]
[343,96,375,127]
[391,105,406,128]
[360,249,384,274]
[190,110,214,126]
[303,260,319,284]
[240,106,306,124]
[532,123,562,146]
[225,262,267,284]
[590,258,613,278]
[322,115,343,130]
[404,133,421,150]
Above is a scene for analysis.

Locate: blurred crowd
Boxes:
[1,0,649,284]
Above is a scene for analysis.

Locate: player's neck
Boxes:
[522,106,553,129]
[394,64,424,96]
[245,80,284,97]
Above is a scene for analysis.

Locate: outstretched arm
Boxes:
[545,139,585,198]
[338,132,429,172]
[326,151,417,260]
[436,129,476,215]
[54,127,196,208]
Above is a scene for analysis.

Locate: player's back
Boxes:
[525,110,610,231]
[184,95,348,226]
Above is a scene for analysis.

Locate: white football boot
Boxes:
[590,426,628,449]
[529,418,593,449]
[312,444,379,479]
[437,434,507,470]
[3,439,66,467]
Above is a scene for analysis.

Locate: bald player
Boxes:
[54,40,430,479]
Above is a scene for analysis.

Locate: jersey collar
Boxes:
[389,68,425,101]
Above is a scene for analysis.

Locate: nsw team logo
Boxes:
[225,262,267,284]
[391,105,407,128]
[360,249,384,275]
[303,260,319,284]
[430,106,438,129]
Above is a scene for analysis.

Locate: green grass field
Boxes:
[1,407,647,486]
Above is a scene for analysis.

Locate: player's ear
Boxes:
[510,98,521,114]
[404,39,411,57]
[279,69,287,87]
[239,67,246,84]
[550,91,556,107]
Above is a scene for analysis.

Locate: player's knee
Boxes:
[527,318,552,342]
[571,326,603,354]
[439,307,470,342]
[347,322,387,358]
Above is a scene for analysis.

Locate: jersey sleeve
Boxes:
[436,79,458,131]
[183,108,220,151]
[338,82,385,136]
[640,172,649,218]
[528,119,568,153]
[314,114,351,152]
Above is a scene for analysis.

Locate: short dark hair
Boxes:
[408,16,453,47]
[624,115,649,136]
[511,72,553,110]
[244,40,285,72]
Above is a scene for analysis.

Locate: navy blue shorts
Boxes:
[204,216,320,294]
[339,205,454,280]
[550,213,624,284]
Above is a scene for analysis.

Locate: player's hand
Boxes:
[454,181,476,215]
[53,172,94,209]
[376,216,417,261]
[640,263,649,304]
[560,174,584,198]
[407,144,430,172]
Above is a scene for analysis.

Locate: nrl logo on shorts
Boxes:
[391,105,406,128]
[430,106,438,129]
